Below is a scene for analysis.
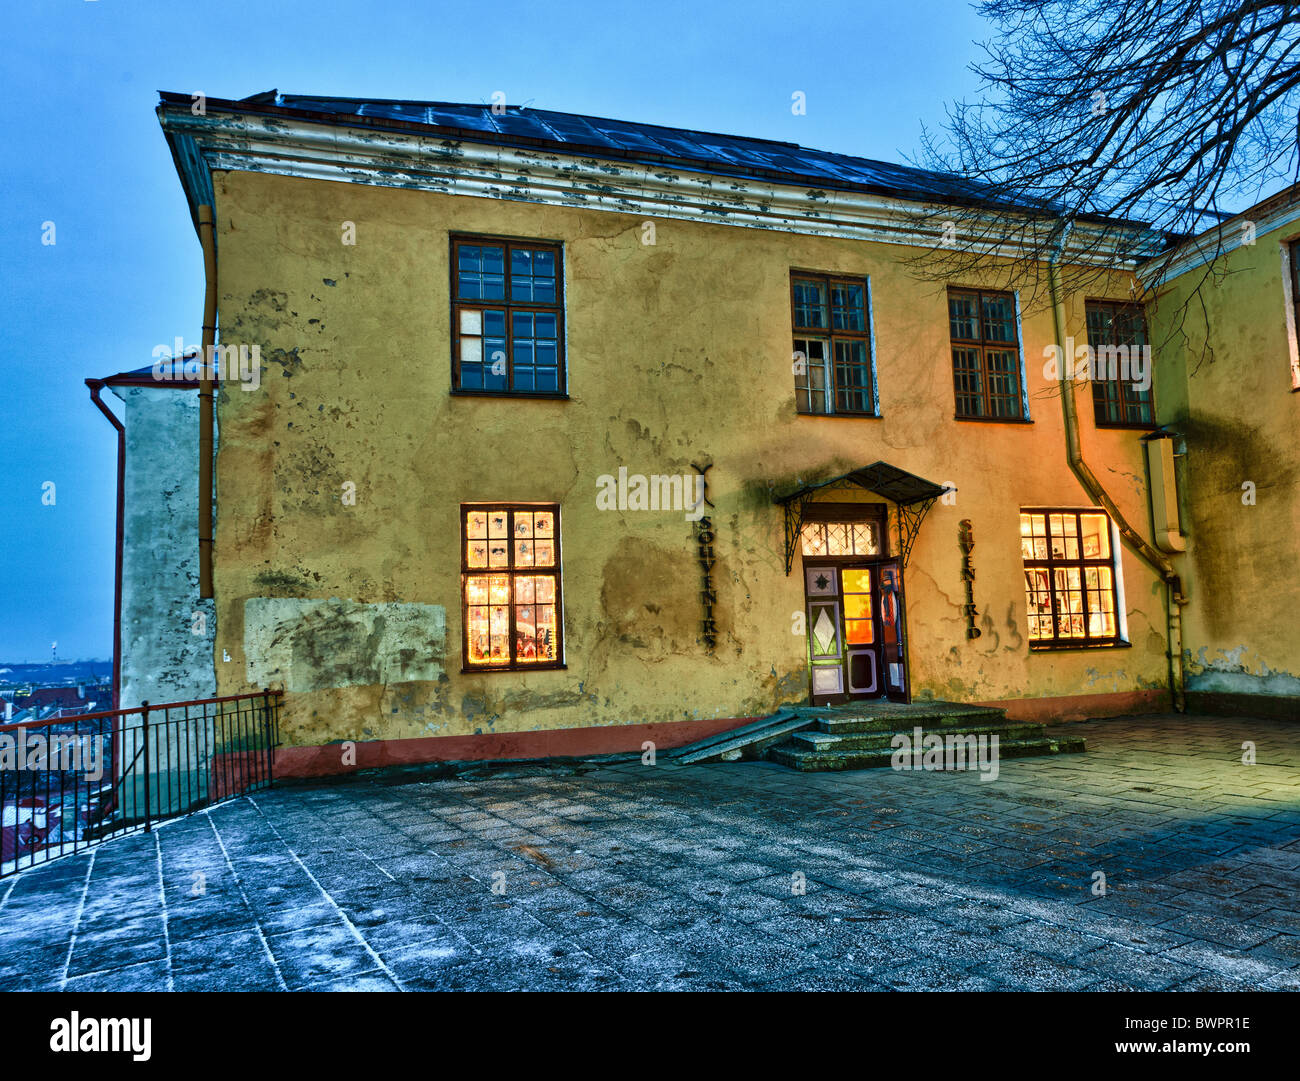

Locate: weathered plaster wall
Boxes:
[244,597,446,692]
[1151,221,1300,701]
[209,169,1168,748]
[115,385,216,710]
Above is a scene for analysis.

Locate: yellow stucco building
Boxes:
[146,91,1295,775]
[1147,186,1300,718]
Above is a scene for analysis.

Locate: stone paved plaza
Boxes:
[1,713,1297,991]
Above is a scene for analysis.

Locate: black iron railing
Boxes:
[1,690,281,878]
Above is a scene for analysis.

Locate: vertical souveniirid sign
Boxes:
[692,462,717,652]
[959,518,980,639]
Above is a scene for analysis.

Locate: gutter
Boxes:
[85,379,124,713]
[198,205,216,599]
[1047,223,1187,712]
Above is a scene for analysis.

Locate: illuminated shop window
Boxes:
[452,237,564,396]
[462,504,563,669]
[1020,509,1124,648]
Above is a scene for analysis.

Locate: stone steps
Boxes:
[667,699,1088,773]
[785,720,1046,753]
[768,734,1087,772]
[806,705,1010,735]
[768,700,1086,772]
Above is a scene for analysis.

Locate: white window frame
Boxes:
[1277,239,1300,391]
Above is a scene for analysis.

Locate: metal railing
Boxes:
[1,690,281,878]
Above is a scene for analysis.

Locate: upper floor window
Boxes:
[461,504,564,670]
[452,237,565,396]
[1085,300,1154,427]
[948,288,1026,420]
[791,273,877,416]
[1020,509,1124,648]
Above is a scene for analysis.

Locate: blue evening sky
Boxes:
[0,0,993,661]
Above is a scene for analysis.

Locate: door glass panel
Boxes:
[840,568,874,644]
[879,566,899,646]
[811,606,839,656]
[843,592,872,621]
[845,619,874,645]
[841,568,871,592]
[811,666,843,696]
[846,649,877,694]
[805,566,838,596]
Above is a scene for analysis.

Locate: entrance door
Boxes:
[840,567,881,698]
[804,563,891,705]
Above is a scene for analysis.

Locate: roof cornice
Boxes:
[1138,186,1300,289]
[158,99,1156,267]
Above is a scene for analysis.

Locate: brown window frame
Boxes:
[1020,507,1126,651]
[790,271,878,417]
[947,287,1028,421]
[1084,299,1156,428]
[450,235,567,399]
[460,502,565,672]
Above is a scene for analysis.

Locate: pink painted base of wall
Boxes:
[272,690,1168,780]
[978,689,1170,723]
[273,715,759,780]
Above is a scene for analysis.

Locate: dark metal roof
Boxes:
[775,462,950,507]
[166,89,1058,214]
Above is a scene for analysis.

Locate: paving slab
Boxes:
[0,713,1296,991]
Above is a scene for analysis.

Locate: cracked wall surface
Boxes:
[244,597,446,693]
[209,169,1170,746]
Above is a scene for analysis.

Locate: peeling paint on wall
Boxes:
[208,170,1170,744]
[244,597,446,693]
[1184,645,1300,696]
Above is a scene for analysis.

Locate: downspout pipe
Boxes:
[198,205,217,599]
[1046,223,1187,712]
[86,379,124,714]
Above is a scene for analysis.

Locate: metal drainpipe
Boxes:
[1047,225,1187,712]
[198,205,217,600]
[86,379,124,713]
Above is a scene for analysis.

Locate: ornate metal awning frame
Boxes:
[775,462,949,574]
[895,495,939,569]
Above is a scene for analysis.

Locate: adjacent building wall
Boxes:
[1150,210,1300,717]
[113,384,216,711]
[207,168,1170,761]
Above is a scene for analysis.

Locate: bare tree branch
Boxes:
[903,0,1300,358]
